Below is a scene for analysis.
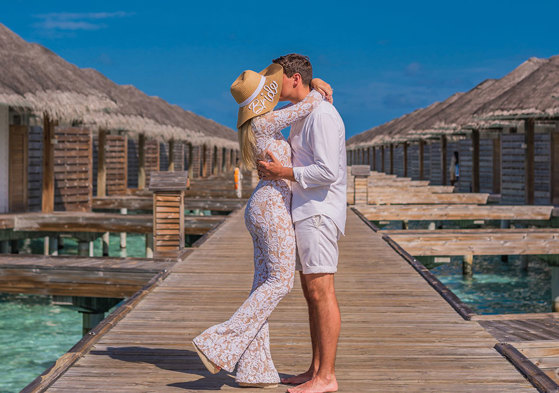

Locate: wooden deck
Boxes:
[0,254,176,297]
[383,228,559,256]
[357,204,554,221]
[33,208,537,392]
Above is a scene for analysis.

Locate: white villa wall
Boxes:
[0,105,9,213]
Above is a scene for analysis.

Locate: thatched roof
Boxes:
[347,92,464,148]
[347,56,555,148]
[0,24,237,148]
[406,57,546,135]
[473,55,559,120]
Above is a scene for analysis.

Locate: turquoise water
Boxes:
[376,219,555,315]
[1,211,209,391]
[430,255,551,314]
[25,233,147,258]
[0,293,82,393]
[1,233,143,392]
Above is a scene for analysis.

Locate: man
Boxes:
[258,53,347,393]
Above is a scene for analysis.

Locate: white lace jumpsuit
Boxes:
[193,90,323,384]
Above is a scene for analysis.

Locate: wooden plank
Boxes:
[0,253,176,297]
[383,228,559,256]
[357,204,553,221]
[367,192,489,205]
[11,212,223,234]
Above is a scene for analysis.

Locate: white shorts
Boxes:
[294,215,341,275]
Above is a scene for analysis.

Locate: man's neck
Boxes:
[289,85,311,104]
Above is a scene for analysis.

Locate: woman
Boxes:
[192,64,330,388]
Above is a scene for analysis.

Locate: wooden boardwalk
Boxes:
[39,208,537,392]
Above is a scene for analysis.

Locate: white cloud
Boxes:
[33,11,133,32]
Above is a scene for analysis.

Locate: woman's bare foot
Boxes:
[281,370,314,385]
[287,375,338,393]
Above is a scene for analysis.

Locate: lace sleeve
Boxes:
[252,90,323,138]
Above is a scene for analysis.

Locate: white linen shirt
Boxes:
[289,100,347,234]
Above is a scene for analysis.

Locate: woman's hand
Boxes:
[311,78,333,103]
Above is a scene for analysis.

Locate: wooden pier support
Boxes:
[0,240,9,254]
[43,236,58,256]
[145,234,154,258]
[119,208,127,257]
[102,232,110,257]
[552,266,559,312]
[138,134,146,189]
[77,241,90,257]
[149,171,189,258]
[501,220,510,262]
[463,254,473,278]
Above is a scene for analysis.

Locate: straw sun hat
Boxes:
[231,63,283,128]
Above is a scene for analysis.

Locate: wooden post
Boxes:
[525,119,535,204]
[381,146,385,172]
[389,144,394,174]
[149,171,189,258]
[493,133,502,194]
[78,241,89,256]
[10,240,19,254]
[552,266,559,312]
[0,240,9,253]
[403,142,408,177]
[552,123,559,205]
[42,114,55,213]
[97,129,107,197]
[186,143,194,179]
[463,254,473,278]
[419,140,425,180]
[120,208,127,257]
[145,234,154,258]
[168,140,175,171]
[138,134,146,189]
[102,232,110,256]
[50,237,58,256]
[372,147,376,170]
[520,255,530,271]
[202,145,208,177]
[472,129,480,192]
[441,135,448,185]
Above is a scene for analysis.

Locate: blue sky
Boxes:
[3,0,559,137]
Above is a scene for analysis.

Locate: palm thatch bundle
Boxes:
[348,55,557,149]
[0,24,237,148]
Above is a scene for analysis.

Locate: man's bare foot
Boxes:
[287,376,338,393]
[281,370,315,385]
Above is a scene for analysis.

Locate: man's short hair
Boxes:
[273,54,313,86]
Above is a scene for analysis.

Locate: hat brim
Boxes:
[236,63,283,129]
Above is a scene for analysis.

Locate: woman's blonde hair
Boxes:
[238,121,256,170]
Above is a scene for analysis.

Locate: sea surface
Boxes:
[430,255,551,314]
[0,233,141,392]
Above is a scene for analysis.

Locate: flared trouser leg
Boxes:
[192,205,295,379]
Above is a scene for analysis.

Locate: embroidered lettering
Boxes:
[261,81,279,103]
[248,99,267,114]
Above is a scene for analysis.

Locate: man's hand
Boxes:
[257,150,295,181]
